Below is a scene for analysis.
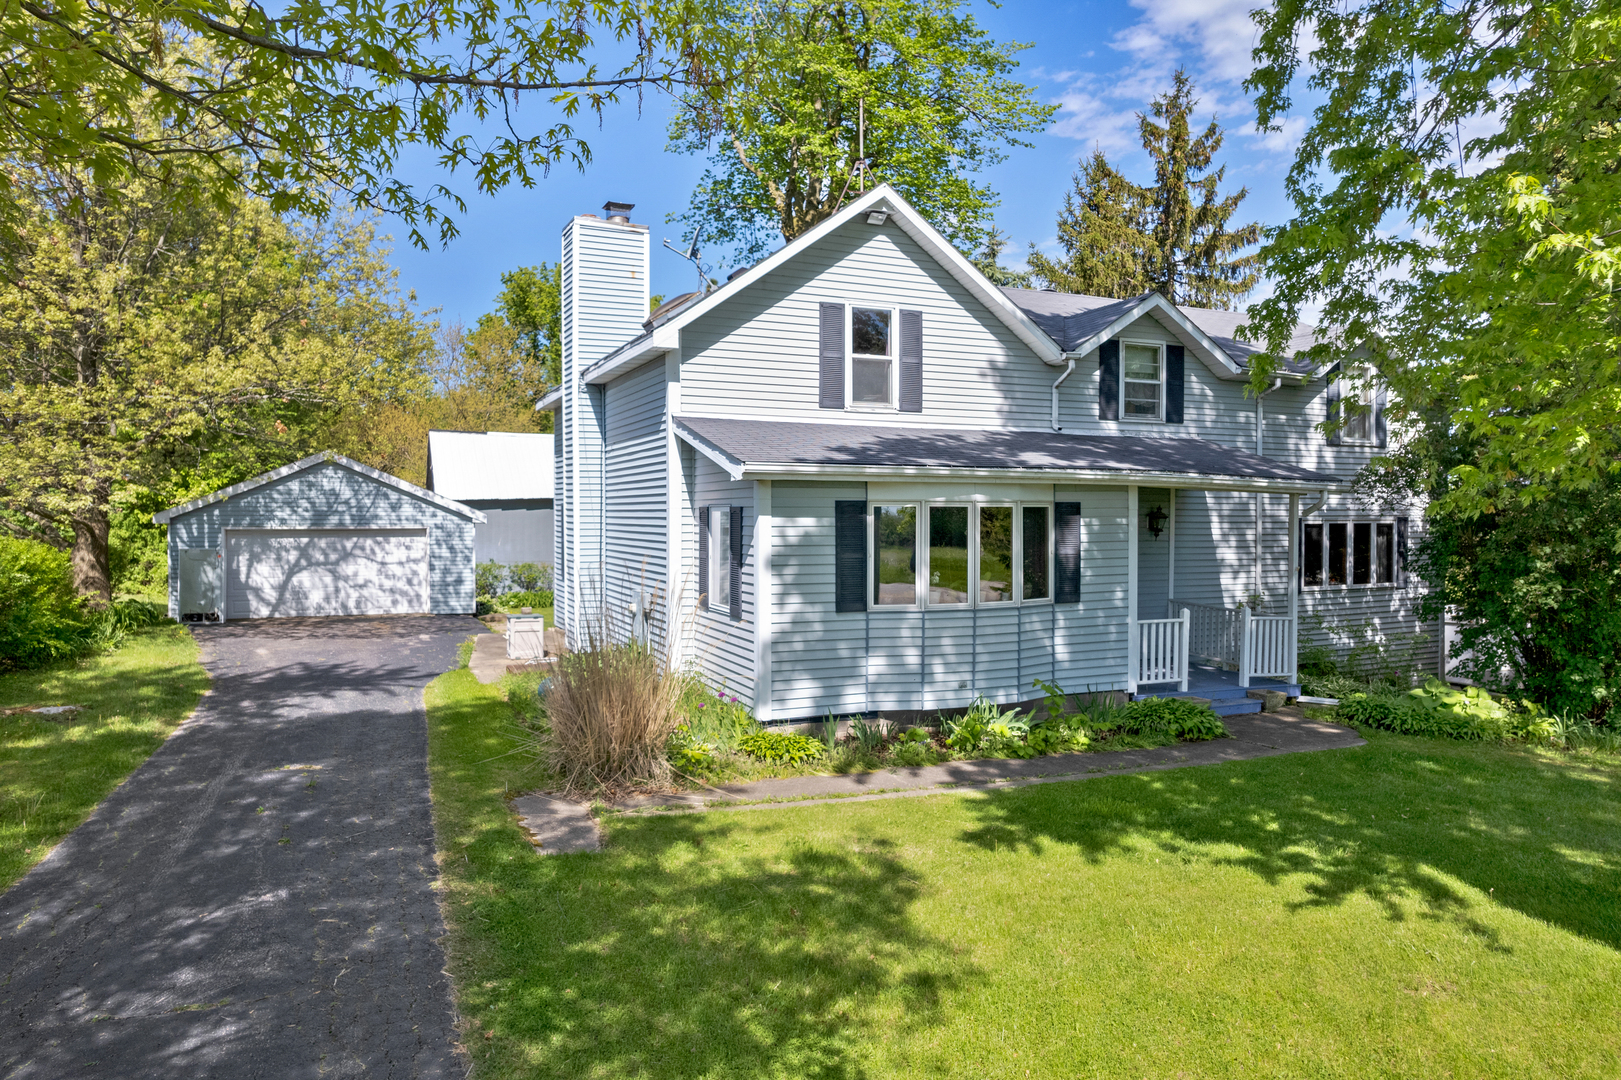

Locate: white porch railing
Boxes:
[1167,599,1296,687]
[1136,608,1190,692]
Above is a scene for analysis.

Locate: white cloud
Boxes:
[1113,0,1266,85]
[1046,82,1141,154]
[1243,114,1307,156]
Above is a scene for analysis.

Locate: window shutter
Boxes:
[819,302,845,409]
[1098,341,1119,421]
[1374,385,1389,448]
[1396,517,1409,585]
[1325,370,1343,446]
[834,500,867,613]
[697,507,710,610]
[729,505,744,621]
[1165,344,1185,423]
[898,309,923,412]
[1055,502,1081,604]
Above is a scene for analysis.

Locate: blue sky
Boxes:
[385,0,1303,326]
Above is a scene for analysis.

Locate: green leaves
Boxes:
[0,0,732,249]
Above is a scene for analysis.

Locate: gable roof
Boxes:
[426,430,554,501]
[151,451,487,525]
[1000,287,1320,378]
[673,416,1342,493]
[577,185,1066,386]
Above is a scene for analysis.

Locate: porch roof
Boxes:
[672,417,1344,493]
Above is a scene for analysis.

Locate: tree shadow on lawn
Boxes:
[458,811,974,1080]
[956,735,1621,952]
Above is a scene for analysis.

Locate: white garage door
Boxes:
[225,529,429,619]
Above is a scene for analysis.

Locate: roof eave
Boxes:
[734,460,1345,494]
[1063,294,1248,379]
[536,387,563,412]
[581,324,678,385]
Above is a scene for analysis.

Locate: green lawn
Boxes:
[0,625,210,892]
[427,667,1621,1079]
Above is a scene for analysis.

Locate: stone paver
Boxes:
[0,615,482,1079]
[614,709,1364,814]
[509,795,601,853]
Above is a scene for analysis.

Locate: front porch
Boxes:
[1135,662,1302,716]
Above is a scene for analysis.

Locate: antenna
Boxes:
[662,223,708,293]
[858,99,867,193]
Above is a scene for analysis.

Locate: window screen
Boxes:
[978,506,1014,603]
[1328,523,1348,586]
[1022,506,1050,600]
[1303,523,1323,586]
[851,308,892,405]
[1122,344,1161,419]
[1376,523,1394,584]
[928,506,970,604]
[1353,522,1372,585]
[872,505,917,606]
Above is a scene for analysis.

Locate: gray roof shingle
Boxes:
[674,417,1340,486]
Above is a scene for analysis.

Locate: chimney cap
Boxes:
[602,201,635,223]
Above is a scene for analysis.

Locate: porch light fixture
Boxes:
[1146,505,1168,539]
[866,209,889,225]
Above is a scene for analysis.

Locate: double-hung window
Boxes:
[1302,519,1400,588]
[1122,342,1164,420]
[706,504,734,613]
[869,501,1052,608]
[850,307,894,406]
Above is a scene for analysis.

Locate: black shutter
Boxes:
[1165,344,1184,423]
[819,302,845,409]
[697,506,710,610]
[1396,516,1409,585]
[1325,366,1342,445]
[729,505,744,621]
[834,500,867,613]
[1055,502,1081,603]
[1374,385,1389,448]
[1098,340,1119,421]
[899,309,923,412]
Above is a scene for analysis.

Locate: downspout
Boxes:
[1253,378,1283,601]
[1255,378,1283,455]
[1050,356,1077,431]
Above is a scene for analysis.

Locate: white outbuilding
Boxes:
[425,429,555,566]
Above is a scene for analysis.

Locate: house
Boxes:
[540,188,1431,721]
[154,452,484,620]
[426,429,555,566]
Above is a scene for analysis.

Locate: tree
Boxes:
[1243,0,1621,516]
[491,264,565,398]
[666,0,1053,262]
[1029,71,1260,307]
[0,162,432,604]
[971,228,1033,289]
[0,2,731,249]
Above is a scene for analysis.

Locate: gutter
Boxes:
[1049,357,1077,431]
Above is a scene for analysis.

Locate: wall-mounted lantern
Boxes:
[1146,504,1168,539]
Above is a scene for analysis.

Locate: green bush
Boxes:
[738,730,826,765]
[1121,697,1230,741]
[498,589,554,611]
[1335,678,1539,742]
[0,537,89,669]
[508,562,553,592]
[475,560,508,598]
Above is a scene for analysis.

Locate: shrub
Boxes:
[850,715,887,752]
[1121,697,1229,741]
[539,640,682,792]
[508,562,553,592]
[475,560,508,598]
[738,730,825,765]
[498,589,554,611]
[0,537,89,670]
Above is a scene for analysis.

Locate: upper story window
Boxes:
[850,307,894,406]
[1122,342,1164,420]
[1328,370,1385,446]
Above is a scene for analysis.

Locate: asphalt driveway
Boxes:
[0,615,482,1079]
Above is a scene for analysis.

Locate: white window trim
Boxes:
[867,498,1055,611]
[1331,374,1380,445]
[708,503,733,614]
[846,304,900,411]
[1302,518,1401,590]
[1119,338,1166,424]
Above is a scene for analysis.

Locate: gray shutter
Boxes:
[1098,340,1119,421]
[898,309,923,412]
[819,302,845,409]
[834,500,866,613]
[697,506,710,611]
[729,505,743,621]
[1165,344,1184,423]
[1396,516,1409,585]
[1055,502,1081,603]
[1374,385,1389,447]
[1325,367,1342,445]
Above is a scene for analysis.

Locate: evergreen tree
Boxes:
[971,228,1034,288]
[1030,71,1260,308]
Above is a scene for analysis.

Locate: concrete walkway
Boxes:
[0,615,481,1079]
[614,709,1363,815]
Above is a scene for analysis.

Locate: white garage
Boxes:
[155,453,485,621]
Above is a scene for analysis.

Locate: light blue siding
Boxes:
[164,460,476,617]
[1054,486,1130,694]
[602,357,669,643]
[684,450,756,702]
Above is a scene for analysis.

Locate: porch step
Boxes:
[1135,679,1300,703]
